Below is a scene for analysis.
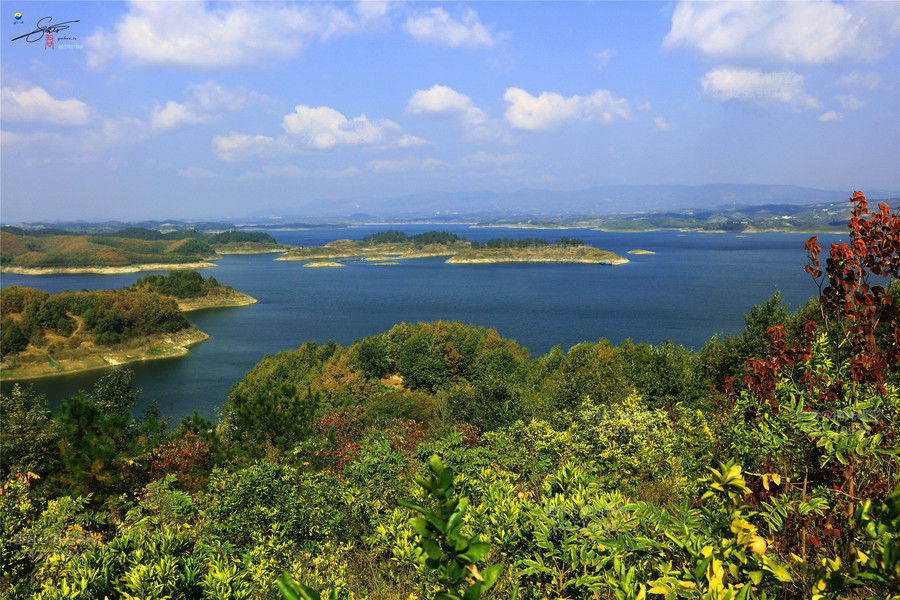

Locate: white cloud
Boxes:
[179,167,215,179]
[595,49,616,71]
[1,86,91,125]
[214,103,422,161]
[836,94,866,110]
[404,7,503,49]
[664,1,899,65]
[700,67,819,108]
[408,85,483,120]
[151,101,211,130]
[819,111,844,122]
[406,84,509,142]
[652,117,673,132]
[86,2,386,70]
[151,82,269,131]
[282,105,424,149]
[502,88,632,132]
[836,72,881,90]
[213,132,283,162]
[368,157,443,172]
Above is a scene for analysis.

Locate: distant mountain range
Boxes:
[280,184,899,221]
[6,185,897,230]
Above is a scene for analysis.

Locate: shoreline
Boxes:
[177,291,258,311]
[446,255,629,265]
[0,261,218,275]
[0,328,210,381]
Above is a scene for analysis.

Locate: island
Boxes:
[0,272,256,380]
[277,231,629,265]
[0,228,290,274]
[128,270,258,311]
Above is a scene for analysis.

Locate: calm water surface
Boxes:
[0,227,845,421]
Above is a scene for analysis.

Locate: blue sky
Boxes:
[2,1,898,223]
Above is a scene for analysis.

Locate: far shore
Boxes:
[0,328,209,381]
[0,261,218,275]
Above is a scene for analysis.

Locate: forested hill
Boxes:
[0,228,286,271]
[0,230,216,271]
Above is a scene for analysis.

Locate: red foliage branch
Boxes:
[728,192,899,407]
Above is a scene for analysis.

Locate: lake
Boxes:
[0,227,846,422]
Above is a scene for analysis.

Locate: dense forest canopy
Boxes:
[1,194,898,600]
[0,285,189,356]
[129,270,226,299]
[361,230,463,245]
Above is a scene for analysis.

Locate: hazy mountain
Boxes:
[284,184,894,221]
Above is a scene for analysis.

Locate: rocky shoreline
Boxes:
[0,328,210,381]
[0,261,218,275]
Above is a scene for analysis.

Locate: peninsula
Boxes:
[0,228,290,274]
[0,272,256,380]
[277,230,629,265]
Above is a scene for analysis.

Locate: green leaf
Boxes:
[461,541,491,564]
[398,499,427,514]
[481,563,504,589]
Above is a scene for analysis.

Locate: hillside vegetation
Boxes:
[1,194,898,600]
[0,231,216,270]
[0,229,286,271]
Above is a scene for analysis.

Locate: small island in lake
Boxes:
[278,231,629,265]
[0,271,256,380]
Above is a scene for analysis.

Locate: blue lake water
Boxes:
[0,227,846,422]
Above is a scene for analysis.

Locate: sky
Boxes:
[1,1,899,223]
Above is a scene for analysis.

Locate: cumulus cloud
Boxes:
[404,7,503,49]
[502,88,632,132]
[151,101,211,130]
[652,117,673,132]
[179,167,215,179]
[664,1,900,65]
[151,82,269,131]
[700,67,819,108]
[214,103,422,161]
[406,84,509,142]
[1,86,91,125]
[213,132,284,162]
[819,111,844,122]
[86,2,389,70]
[282,105,424,150]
